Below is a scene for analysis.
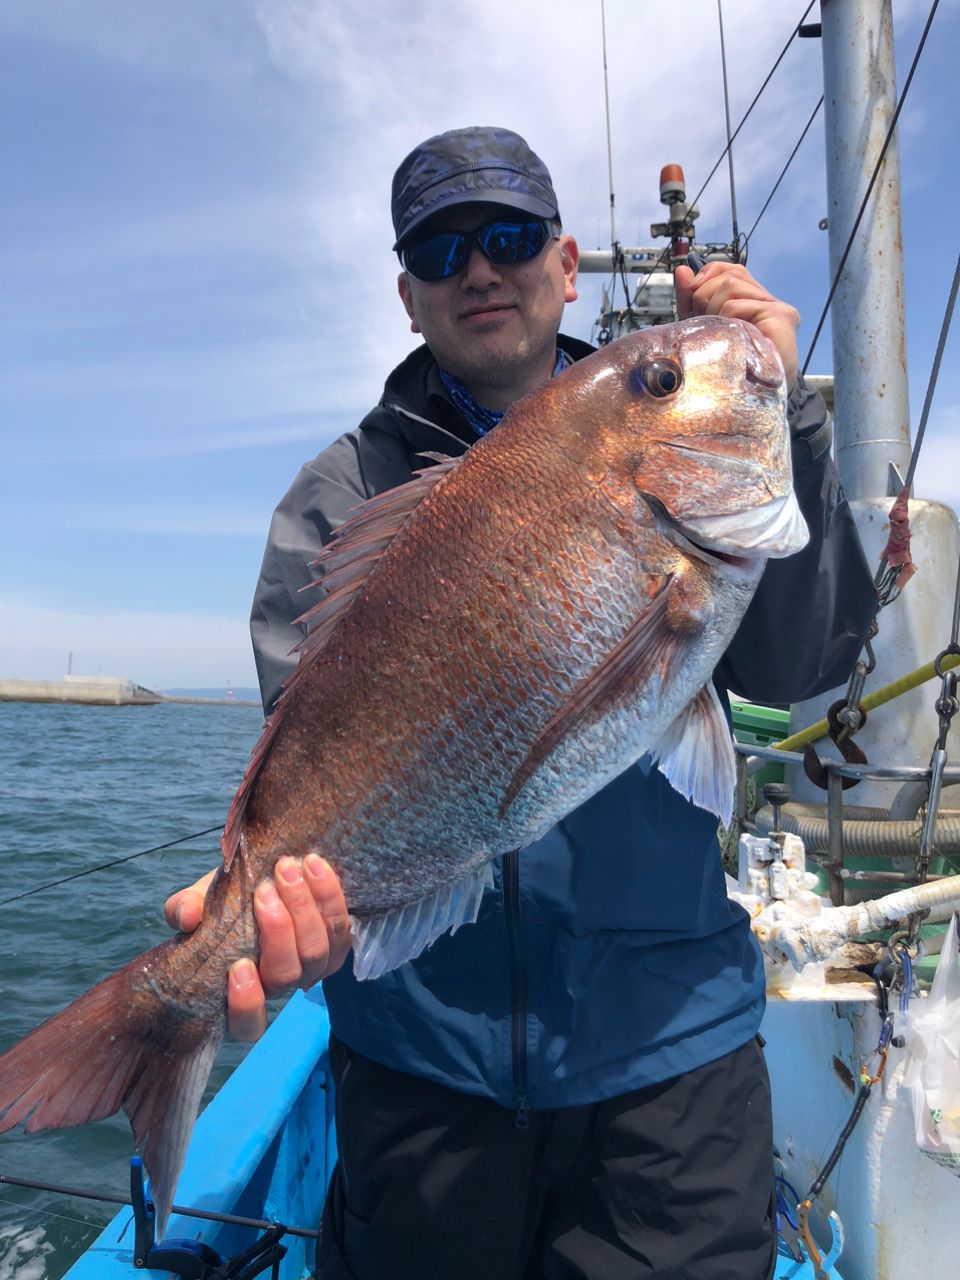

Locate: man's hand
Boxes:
[164,855,352,1043]
[674,262,800,390]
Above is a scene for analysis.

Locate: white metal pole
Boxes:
[819,0,911,499]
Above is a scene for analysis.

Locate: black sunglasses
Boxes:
[400,217,558,281]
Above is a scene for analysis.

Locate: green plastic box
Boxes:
[730,700,790,790]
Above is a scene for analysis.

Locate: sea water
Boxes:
[0,699,266,1279]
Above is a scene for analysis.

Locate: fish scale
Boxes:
[0,315,808,1233]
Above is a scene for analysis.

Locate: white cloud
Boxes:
[0,599,259,689]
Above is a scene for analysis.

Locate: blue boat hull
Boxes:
[63,989,334,1279]
[62,989,840,1278]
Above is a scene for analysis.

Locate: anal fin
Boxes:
[351,862,494,981]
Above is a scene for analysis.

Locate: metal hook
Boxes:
[803,700,868,790]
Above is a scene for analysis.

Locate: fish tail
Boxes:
[0,942,223,1235]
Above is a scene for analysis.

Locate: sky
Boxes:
[1,0,957,690]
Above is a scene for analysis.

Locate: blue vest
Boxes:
[323,752,765,1109]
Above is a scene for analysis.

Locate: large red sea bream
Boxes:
[0,315,808,1229]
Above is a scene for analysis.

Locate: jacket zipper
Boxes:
[502,849,530,1128]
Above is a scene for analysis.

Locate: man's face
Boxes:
[397,202,579,406]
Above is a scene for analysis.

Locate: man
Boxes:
[168,127,876,1278]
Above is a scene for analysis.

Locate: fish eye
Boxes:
[631,358,683,398]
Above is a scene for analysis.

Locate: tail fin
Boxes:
[0,947,223,1235]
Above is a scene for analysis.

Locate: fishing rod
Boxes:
[1,1162,321,1279]
[0,825,224,908]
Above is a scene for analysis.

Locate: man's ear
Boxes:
[559,235,579,304]
[397,272,422,334]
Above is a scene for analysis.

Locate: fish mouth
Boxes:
[680,492,809,559]
[650,491,809,567]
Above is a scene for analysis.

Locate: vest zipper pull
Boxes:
[515,1093,530,1130]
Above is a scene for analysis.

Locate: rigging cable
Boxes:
[801,0,941,376]
[744,96,823,247]
[795,968,895,1274]
[0,825,223,908]
[599,0,617,249]
[903,246,960,492]
[598,0,635,321]
[870,243,959,607]
[624,0,818,312]
[684,0,817,238]
[716,0,741,251]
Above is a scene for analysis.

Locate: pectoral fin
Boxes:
[651,681,735,824]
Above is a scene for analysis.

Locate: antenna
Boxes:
[716,0,741,254]
[600,0,617,247]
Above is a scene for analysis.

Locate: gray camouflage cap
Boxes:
[391,126,560,250]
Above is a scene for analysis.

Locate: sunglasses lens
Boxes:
[401,220,553,280]
[402,233,465,281]
[481,220,549,264]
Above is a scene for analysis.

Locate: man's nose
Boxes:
[460,243,502,289]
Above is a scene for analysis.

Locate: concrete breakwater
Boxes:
[0,676,258,707]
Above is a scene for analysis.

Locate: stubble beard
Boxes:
[449,330,558,405]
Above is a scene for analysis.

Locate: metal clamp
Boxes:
[131,1158,222,1277]
[129,1158,288,1280]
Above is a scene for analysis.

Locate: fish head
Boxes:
[581,315,809,563]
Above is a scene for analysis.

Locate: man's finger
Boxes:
[163,868,217,933]
[674,264,695,320]
[303,853,353,977]
[228,958,268,1042]
[274,856,333,978]
[253,880,304,995]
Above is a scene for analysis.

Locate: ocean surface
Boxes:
[0,699,267,1280]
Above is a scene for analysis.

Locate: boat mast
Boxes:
[789,0,960,815]
[818,0,911,499]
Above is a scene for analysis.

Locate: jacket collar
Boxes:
[377,335,596,457]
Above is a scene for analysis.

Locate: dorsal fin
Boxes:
[220,455,458,870]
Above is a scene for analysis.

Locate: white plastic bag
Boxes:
[902,913,960,1175]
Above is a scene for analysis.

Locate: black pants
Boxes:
[317,1036,776,1280]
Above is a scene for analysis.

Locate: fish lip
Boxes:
[744,364,783,390]
[673,528,760,574]
[644,495,762,575]
[679,493,810,559]
[647,491,809,566]
[742,325,786,390]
